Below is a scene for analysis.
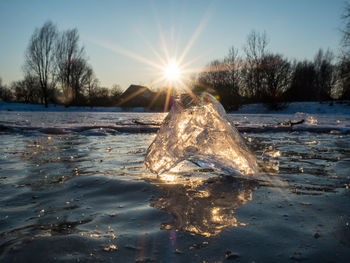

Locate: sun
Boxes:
[163,60,181,81]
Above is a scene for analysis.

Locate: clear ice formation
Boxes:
[144,93,259,176]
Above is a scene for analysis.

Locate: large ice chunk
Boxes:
[144,93,259,176]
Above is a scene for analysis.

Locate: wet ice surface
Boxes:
[1,110,350,134]
[0,111,350,262]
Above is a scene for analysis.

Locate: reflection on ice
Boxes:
[145,93,259,176]
[265,150,281,158]
[158,173,176,183]
[149,175,258,237]
[261,146,281,172]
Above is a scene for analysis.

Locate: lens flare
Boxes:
[164,60,181,81]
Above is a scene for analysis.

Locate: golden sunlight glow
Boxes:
[91,5,214,112]
[159,173,176,183]
[164,60,181,81]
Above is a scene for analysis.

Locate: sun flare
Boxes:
[163,61,181,81]
[94,9,208,111]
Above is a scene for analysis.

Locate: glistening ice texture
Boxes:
[144,94,259,175]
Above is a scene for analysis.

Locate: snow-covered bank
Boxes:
[0,101,349,114]
[1,102,350,135]
[0,101,147,112]
[233,101,350,114]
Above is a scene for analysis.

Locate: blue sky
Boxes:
[0,0,346,90]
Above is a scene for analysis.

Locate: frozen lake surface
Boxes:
[0,110,350,262]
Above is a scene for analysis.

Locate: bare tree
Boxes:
[110,84,123,104]
[313,49,335,100]
[24,21,58,107]
[12,75,41,103]
[337,58,350,99]
[339,3,350,99]
[0,78,13,102]
[242,30,269,99]
[85,68,99,106]
[223,46,241,92]
[89,86,114,106]
[195,46,242,110]
[287,60,316,101]
[341,3,350,55]
[55,28,86,103]
[199,60,226,87]
[260,54,291,108]
[70,59,93,105]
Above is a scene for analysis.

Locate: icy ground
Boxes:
[1,100,350,262]
[0,101,349,135]
[1,101,350,114]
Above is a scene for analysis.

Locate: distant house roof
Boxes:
[122,85,153,98]
[119,84,155,107]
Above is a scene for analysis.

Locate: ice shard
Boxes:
[144,93,259,176]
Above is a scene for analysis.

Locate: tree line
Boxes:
[190,4,350,111]
[2,4,350,110]
[0,21,123,107]
[192,29,347,110]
